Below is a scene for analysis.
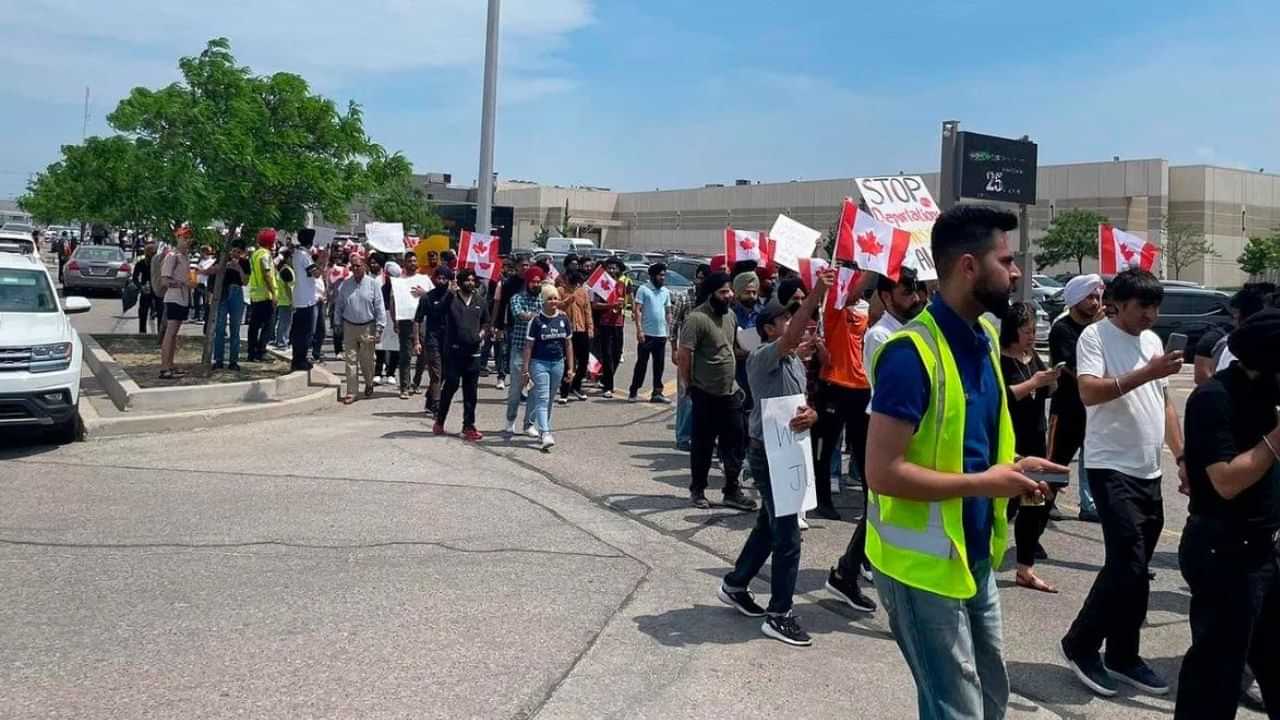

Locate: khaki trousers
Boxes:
[343,321,378,397]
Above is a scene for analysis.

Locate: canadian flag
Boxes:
[833,198,911,281]
[831,265,861,311]
[404,235,420,251]
[725,227,772,267]
[460,230,502,281]
[1099,224,1160,275]
[585,264,621,302]
[797,257,830,291]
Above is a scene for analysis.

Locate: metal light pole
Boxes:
[475,0,501,235]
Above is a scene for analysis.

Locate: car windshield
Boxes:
[1034,275,1064,289]
[0,267,58,313]
[74,246,125,262]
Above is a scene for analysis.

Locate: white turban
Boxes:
[1062,273,1103,309]
[384,261,403,278]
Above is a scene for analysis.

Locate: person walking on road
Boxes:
[592,258,627,398]
[435,268,491,441]
[521,283,574,451]
[678,272,757,512]
[866,204,1064,718]
[245,229,278,362]
[1174,308,1280,720]
[413,266,452,416]
[505,267,545,435]
[629,262,673,404]
[333,254,386,404]
[1061,268,1186,699]
[718,267,834,647]
[1048,273,1105,522]
[558,270,594,403]
[671,263,709,451]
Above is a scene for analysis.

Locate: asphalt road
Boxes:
[0,272,1260,719]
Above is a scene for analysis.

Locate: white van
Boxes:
[545,237,596,254]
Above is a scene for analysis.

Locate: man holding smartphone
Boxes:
[1061,268,1185,699]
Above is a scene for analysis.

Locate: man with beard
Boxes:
[435,268,491,441]
[867,204,1064,717]
[414,266,453,416]
[491,256,530,392]
[593,258,628,398]
[1049,274,1106,522]
[678,272,757,512]
[1061,268,1185,699]
[629,262,673,403]
[823,266,926,613]
[1174,308,1280,719]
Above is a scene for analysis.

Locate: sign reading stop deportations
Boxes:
[854,175,940,281]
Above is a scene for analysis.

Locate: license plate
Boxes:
[90,266,113,276]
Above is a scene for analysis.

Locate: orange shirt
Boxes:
[820,298,870,389]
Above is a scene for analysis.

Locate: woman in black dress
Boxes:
[1000,302,1061,593]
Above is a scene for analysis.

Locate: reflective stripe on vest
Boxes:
[248,247,272,302]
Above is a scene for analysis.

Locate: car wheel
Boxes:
[52,411,83,444]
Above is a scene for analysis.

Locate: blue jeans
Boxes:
[527,357,564,433]
[675,379,693,447]
[723,443,801,614]
[212,292,244,365]
[273,305,293,347]
[1077,453,1095,512]
[874,559,1009,720]
[506,344,528,424]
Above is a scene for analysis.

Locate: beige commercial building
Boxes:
[498,159,1280,288]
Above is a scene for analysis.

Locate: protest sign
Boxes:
[768,215,822,271]
[313,226,337,247]
[854,175,940,281]
[391,275,434,321]
[364,222,405,254]
[761,394,818,518]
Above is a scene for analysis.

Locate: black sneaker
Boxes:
[811,504,842,521]
[690,494,711,509]
[627,390,639,403]
[211,362,224,370]
[228,362,241,372]
[1060,640,1119,697]
[717,584,766,617]
[1105,658,1169,696]
[721,491,757,512]
[824,568,877,613]
[762,613,812,647]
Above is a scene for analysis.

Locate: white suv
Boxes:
[0,232,91,441]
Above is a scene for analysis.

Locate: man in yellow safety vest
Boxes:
[865,204,1067,718]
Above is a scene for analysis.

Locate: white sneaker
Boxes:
[556,397,568,405]
[526,425,540,438]
[831,476,842,494]
[798,513,809,531]
[496,379,507,391]
[505,420,517,435]
[541,433,555,450]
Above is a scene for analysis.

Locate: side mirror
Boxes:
[63,296,92,314]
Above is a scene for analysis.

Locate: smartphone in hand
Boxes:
[1165,332,1188,354]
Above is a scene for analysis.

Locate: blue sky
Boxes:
[1,0,1278,199]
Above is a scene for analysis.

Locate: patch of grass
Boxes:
[94,334,291,388]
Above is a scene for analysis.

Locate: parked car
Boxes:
[623,267,696,304]
[1150,285,1233,350]
[0,240,91,441]
[545,237,596,254]
[664,255,711,282]
[62,245,131,295]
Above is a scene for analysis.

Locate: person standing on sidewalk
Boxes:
[435,268,491,441]
[1061,268,1186,699]
[246,229,278,362]
[558,270,594,403]
[333,255,385,404]
[593,257,627,398]
[718,267,835,647]
[521,283,574,451]
[157,229,193,380]
[309,246,329,363]
[289,229,320,371]
[866,204,1063,718]
[133,243,159,334]
[211,245,250,371]
[1048,273,1105,522]
[678,271,757,512]
[505,267,545,436]
[629,262,673,404]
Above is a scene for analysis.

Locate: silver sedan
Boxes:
[62,245,132,295]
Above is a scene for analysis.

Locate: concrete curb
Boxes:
[80,334,139,411]
[80,384,335,438]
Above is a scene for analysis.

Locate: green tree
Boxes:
[1237,233,1280,276]
[366,153,445,236]
[1035,208,1107,275]
[1163,222,1219,280]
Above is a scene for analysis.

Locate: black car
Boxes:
[1150,285,1233,349]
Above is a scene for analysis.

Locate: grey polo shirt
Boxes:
[746,338,807,441]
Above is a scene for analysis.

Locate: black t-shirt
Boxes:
[442,290,491,353]
[1194,326,1226,360]
[1184,366,1280,538]
[1048,315,1088,420]
[494,275,524,331]
[414,286,451,348]
[1001,353,1049,458]
[217,258,251,300]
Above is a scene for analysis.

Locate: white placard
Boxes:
[768,215,821,271]
[761,394,818,518]
[364,222,405,254]
[854,176,939,280]
[736,325,761,353]
[313,226,337,247]
[391,275,434,321]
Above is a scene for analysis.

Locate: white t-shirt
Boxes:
[863,311,904,415]
[292,248,318,308]
[1076,319,1169,479]
[1216,344,1236,372]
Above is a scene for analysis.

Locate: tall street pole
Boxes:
[475,0,501,235]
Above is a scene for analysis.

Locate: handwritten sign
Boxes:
[855,175,938,281]
[768,215,821,271]
[364,222,405,254]
[761,394,817,517]
[391,275,434,321]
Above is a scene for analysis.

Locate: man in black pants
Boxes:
[289,229,320,371]
[133,244,158,333]
[677,272,756,512]
[1048,274,1105,522]
[414,267,452,415]
[1061,269,1185,699]
[629,263,673,403]
[593,258,627,398]
[434,268,490,441]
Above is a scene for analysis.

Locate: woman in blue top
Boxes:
[522,283,575,451]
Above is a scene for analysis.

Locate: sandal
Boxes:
[1015,571,1058,594]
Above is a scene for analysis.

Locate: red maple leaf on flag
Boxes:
[477,262,492,273]
[739,237,755,251]
[473,240,489,256]
[1118,242,1136,262]
[857,230,884,256]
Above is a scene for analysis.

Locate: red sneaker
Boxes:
[432,422,446,436]
[462,427,484,442]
